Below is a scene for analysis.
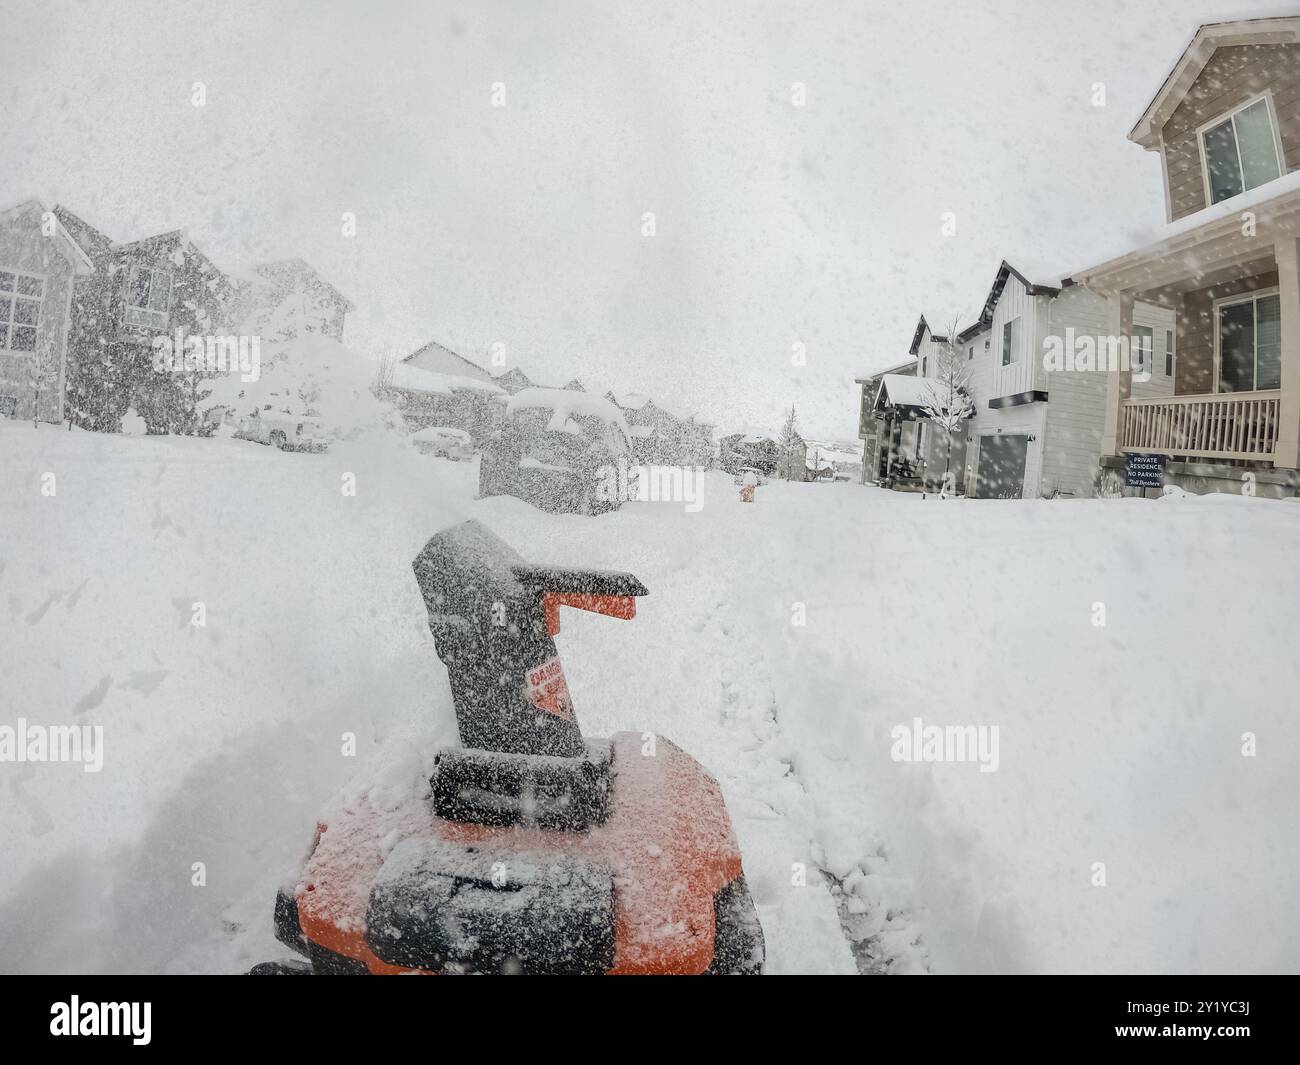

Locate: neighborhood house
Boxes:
[860,17,1300,499]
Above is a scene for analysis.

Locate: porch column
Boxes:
[1100,290,1135,456]
[1273,235,1300,469]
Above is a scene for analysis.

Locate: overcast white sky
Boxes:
[2,0,1293,438]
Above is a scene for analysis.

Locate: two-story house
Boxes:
[1072,17,1300,497]
[54,206,232,433]
[0,200,93,424]
[863,266,1175,498]
[954,262,1174,498]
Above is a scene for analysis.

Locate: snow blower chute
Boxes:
[253,519,764,975]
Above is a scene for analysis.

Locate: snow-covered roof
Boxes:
[411,425,473,442]
[1068,169,1300,285]
[609,391,650,411]
[507,387,630,437]
[873,374,941,410]
[721,424,779,444]
[854,358,917,384]
[390,362,504,396]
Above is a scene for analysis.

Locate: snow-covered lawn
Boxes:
[2,423,1298,973]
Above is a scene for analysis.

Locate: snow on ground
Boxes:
[2,423,1298,973]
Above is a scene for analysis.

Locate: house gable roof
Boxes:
[908,315,949,356]
[2,200,95,275]
[960,260,1063,339]
[401,339,494,381]
[51,205,115,264]
[1130,17,1300,149]
[251,258,356,313]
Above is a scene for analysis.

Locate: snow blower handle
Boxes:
[512,564,644,637]
[413,520,647,758]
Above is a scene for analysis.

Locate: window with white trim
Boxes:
[1132,325,1153,378]
[1218,291,1280,392]
[1001,317,1020,366]
[1165,329,1174,378]
[1201,96,1283,205]
[125,266,172,329]
[0,270,43,353]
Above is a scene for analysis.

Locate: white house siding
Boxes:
[988,273,1040,401]
[0,208,78,424]
[958,313,1043,497]
[1132,303,1177,400]
[964,325,995,405]
[1037,287,1176,498]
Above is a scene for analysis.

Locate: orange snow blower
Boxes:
[252,520,764,975]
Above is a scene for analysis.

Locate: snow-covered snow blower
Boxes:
[252,519,764,975]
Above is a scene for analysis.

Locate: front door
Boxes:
[973,434,1028,499]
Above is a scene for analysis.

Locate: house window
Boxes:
[968,345,974,361]
[1217,291,1281,392]
[1200,96,1283,205]
[125,266,172,328]
[1165,329,1174,377]
[1001,318,1020,366]
[1132,325,1153,377]
[920,356,927,376]
[0,270,43,353]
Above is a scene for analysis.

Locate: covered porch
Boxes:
[1075,183,1300,491]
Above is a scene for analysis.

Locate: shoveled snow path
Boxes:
[476,485,866,974]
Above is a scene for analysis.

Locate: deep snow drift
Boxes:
[1,422,1298,973]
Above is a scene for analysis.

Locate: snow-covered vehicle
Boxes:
[478,389,631,515]
[411,425,475,460]
[236,406,330,452]
[732,465,769,487]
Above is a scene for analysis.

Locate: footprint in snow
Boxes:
[74,675,113,716]
[24,592,64,625]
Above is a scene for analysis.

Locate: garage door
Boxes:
[973,434,1028,499]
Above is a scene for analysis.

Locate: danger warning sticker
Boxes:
[525,656,574,720]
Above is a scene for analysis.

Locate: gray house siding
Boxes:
[1162,43,1300,221]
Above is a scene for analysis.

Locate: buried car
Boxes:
[236,405,331,452]
[478,388,631,514]
[411,425,476,460]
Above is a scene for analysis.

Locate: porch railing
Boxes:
[1121,390,1281,461]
